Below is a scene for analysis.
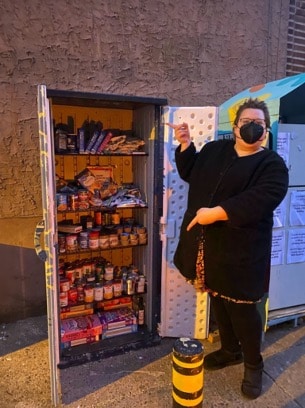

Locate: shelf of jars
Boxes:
[54,124,150,350]
[59,256,147,348]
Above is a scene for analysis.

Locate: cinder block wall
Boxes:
[0,0,289,321]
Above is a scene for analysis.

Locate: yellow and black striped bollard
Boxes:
[172,337,204,408]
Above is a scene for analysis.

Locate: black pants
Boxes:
[210,295,262,366]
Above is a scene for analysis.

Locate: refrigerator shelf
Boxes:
[57,205,148,213]
[55,152,148,157]
[59,242,148,256]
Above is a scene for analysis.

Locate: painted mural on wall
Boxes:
[218,73,305,139]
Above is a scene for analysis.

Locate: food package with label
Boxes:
[76,166,118,199]
[61,334,100,349]
[96,296,132,311]
[101,324,138,339]
[61,314,102,343]
[98,307,137,331]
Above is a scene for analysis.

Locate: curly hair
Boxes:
[233,98,270,129]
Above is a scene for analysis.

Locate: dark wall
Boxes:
[0,245,46,322]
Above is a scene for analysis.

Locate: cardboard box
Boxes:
[61,314,102,343]
[101,324,138,340]
[60,308,94,320]
[61,334,100,349]
[98,307,137,331]
[96,296,132,311]
[76,166,114,194]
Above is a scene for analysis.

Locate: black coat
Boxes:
[174,139,289,302]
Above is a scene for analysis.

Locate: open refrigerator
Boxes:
[36,86,215,405]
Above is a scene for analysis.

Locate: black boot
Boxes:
[241,358,264,399]
[204,348,243,370]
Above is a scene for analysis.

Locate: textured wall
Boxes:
[0,0,289,320]
[0,0,289,222]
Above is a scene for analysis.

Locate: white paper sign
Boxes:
[289,190,305,226]
[276,132,290,166]
[271,229,285,266]
[273,198,287,228]
[287,229,305,264]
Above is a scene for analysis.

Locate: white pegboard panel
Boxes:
[159,106,218,339]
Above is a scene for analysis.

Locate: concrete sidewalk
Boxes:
[0,315,304,407]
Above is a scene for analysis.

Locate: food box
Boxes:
[76,166,115,194]
[96,296,132,311]
[98,307,137,331]
[101,324,138,340]
[58,224,83,234]
[60,307,94,320]
[61,303,94,313]
[60,302,94,319]
[61,314,102,343]
[61,334,100,349]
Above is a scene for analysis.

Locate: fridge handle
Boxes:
[34,220,47,262]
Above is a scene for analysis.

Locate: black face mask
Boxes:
[239,122,264,144]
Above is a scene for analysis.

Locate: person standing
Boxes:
[167,98,288,399]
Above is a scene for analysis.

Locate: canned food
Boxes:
[86,216,93,229]
[69,194,79,210]
[104,263,114,281]
[95,262,104,278]
[58,234,66,253]
[89,231,99,249]
[137,275,146,293]
[65,266,75,284]
[99,234,109,249]
[79,231,89,249]
[114,266,122,279]
[113,279,122,297]
[109,234,119,248]
[111,213,120,224]
[126,277,135,295]
[78,190,90,210]
[82,260,92,275]
[68,287,78,302]
[60,291,68,307]
[77,284,85,302]
[57,194,68,211]
[60,278,70,292]
[103,213,112,225]
[86,273,96,284]
[74,264,83,280]
[84,284,94,303]
[94,283,104,301]
[66,234,78,251]
[94,211,103,226]
[67,134,77,153]
[103,282,113,300]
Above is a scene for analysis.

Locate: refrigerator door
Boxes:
[160,106,218,339]
[37,85,61,406]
